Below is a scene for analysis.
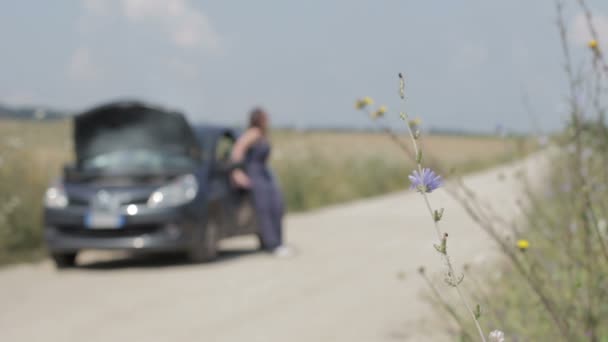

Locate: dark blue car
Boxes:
[43,101,258,268]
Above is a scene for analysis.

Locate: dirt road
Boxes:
[0,154,546,342]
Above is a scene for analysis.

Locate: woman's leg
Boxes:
[269,187,285,247]
[252,185,281,250]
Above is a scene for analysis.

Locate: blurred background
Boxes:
[7,0,592,264]
[3,0,605,132]
[2,1,608,341]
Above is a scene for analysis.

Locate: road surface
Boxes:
[0,153,546,342]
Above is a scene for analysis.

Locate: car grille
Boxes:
[57,224,162,237]
[68,197,90,206]
[67,192,151,207]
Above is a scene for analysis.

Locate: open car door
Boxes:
[213,132,258,236]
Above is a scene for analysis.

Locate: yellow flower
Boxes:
[409,117,422,128]
[589,39,599,50]
[517,239,529,251]
[355,96,374,110]
[371,105,387,119]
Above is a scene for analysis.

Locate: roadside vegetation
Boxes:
[0,120,71,264]
[460,145,608,341]
[404,1,608,340]
[0,119,525,265]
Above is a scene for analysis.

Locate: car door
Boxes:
[209,132,237,237]
[213,131,258,236]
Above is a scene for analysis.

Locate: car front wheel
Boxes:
[188,219,219,263]
[52,252,78,269]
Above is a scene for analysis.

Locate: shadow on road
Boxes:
[76,248,261,271]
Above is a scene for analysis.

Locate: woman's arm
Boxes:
[230,128,262,188]
[231,127,261,163]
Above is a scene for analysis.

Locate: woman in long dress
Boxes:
[231,108,291,257]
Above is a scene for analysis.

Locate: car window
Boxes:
[215,134,235,163]
[81,149,197,172]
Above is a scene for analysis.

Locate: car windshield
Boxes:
[81,149,196,173]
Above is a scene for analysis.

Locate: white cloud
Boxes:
[68,47,102,81]
[120,0,221,52]
[0,92,36,107]
[571,12,608,46]
[72,0,220,86]
[83,0,110,15]
[79,0,221,52]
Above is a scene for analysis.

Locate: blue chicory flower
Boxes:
[409,168,443,193]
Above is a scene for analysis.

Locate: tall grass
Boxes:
[274,154,408,211]
[0,120,71,264]
[271,130,528,211]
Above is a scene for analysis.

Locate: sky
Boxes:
[1,0,608,133]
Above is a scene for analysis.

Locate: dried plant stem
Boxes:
[586,199,608,263]
[398,75,486,342]
[419,270,475,341]
[363,110,416,162]
[556,2,603,338]
[448,174,573,339]
[452,188,572,341]
[574,0,608,266]
[576,0,608,76]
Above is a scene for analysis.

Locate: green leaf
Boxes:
[474,304,481,320]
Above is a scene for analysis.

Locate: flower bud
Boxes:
[398,73,405,99]
[474,304,481,319]
[589,39,599,50]
[434,233,448,254]
[489,330,505,342]
[433,208,444,222]
[371,105,387,119]
[516,239,529,251]
[355,96,374,110]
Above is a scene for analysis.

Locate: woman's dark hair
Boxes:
[249,107,267,130]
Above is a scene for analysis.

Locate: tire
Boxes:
[188,219,220,263]
[52,252,77,269]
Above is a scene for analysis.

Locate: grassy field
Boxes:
[272,130,529,211]
[0,119,529,265]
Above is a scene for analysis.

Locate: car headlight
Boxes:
[44,182,68,208]
[147,174,199,208]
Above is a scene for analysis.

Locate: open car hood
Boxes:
[73,102,201,168]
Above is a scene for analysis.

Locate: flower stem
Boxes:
[455,279,487,342]
[399,74,487,342]
[422,190,442,241]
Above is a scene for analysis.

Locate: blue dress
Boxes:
[245,138,284,250]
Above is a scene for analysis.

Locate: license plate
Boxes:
[85,211,125,229]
